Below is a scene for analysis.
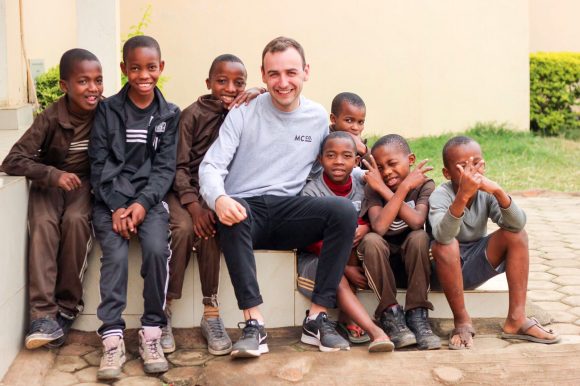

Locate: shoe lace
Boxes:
[319,316,339,336]
[207,318,226,339]
[145,339,161,360]
[237,321,259,340]
[104,347,118,366]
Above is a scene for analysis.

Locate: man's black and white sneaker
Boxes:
[230,319,268,358]
[301,311,350,352]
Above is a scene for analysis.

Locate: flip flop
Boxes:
[448,325,476,350]
[501,317,560,344]
[368,337,395,353]
[338,322,371,344]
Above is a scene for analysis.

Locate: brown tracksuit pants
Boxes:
[357,230,433,320]
[28,179,92,320]
[166,191,220,306]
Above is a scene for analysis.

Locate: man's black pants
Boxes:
[217,195,357,310]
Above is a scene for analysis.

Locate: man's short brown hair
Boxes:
[261,36,306,69]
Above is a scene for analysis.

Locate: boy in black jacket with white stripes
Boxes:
[88,35,179,380]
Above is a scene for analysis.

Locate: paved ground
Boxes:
[2,193,580,386]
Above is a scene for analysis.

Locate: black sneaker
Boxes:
[405,308,441,350]
[301,311,350,352]
[379,305,417,349]
[230,319,268,358]
[47,312,75,349]
[25,316,64,349]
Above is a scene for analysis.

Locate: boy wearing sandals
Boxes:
[297,131,394,352]
[429,136,560,349]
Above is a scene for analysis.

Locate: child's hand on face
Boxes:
[346,132,367,156]
[57,172,82,191]
[401,159,433,191]
[353,223,370,246]
[344,265,368,289]
[457,157,483,198]
[362,155,389,193]
[228,87,265,109]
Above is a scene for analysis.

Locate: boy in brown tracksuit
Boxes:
[163,54,264,355]
[1,48,103,349]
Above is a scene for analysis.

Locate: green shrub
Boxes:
[530,52,580,136]
[35,65,63,111]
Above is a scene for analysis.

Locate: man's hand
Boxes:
[187,201,217,239]
[112,208,131,239]
[57,172,82,191]
[353,224,370,246]
[215,195,247,226]
[229,87,266,109]
[362,155,389,194]
[344,265,368,289]
[400,159,433,191]
[121,202,146,234]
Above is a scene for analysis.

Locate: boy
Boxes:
[358,134,441,350]
[1,48,102,349]
[330,92,368,160]
[89,36,179,379]
[429,136,559,349]
[164,54,264,355]
[200,37,356,358]
[298,131,394,352]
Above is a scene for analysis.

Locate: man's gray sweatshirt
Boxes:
[199,93,328,210]
[429,181,526,244]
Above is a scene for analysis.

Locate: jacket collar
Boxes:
[108,83,177,119]
[197,94,228,114]
[56,96,74,130]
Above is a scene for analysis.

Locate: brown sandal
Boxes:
[501,317,560,344]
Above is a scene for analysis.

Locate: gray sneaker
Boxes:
[97,339,126,380]
[160,307,175,354]
[379,304,417,349]
[25,316,63,349]
[201,317,233,355]
[139,329,169,374]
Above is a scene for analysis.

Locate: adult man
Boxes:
[200,37,357,358]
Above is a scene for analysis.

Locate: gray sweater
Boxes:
[199,93,328,210]
[429,181,526,244]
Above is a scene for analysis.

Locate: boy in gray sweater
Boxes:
[429,136,559,350]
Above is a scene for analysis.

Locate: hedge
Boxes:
[530,53,580,136]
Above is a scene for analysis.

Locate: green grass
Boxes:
[366,123,580,193]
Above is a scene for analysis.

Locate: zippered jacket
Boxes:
[89,84,180,212]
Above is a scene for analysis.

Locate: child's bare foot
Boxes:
[449,323,475,350]
[501,317,560,344]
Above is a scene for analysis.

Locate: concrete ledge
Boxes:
[0,176,28,379]
[76,245,509,331]
[0,104,33,131]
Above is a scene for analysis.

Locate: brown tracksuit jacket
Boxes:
[2,96,94,319]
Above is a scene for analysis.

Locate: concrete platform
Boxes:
[75,246,509,331]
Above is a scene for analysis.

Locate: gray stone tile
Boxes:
[54,355,88,373]
[527,281,559,291]
[562,295,580,307]
[532,301,570,311]
[527,290,564,302]
[549,268,580,276]
[112,376,162,386]
[167,349,212,367]
[75,366,99,383]
[568,307,580,317]
[43,369,78,386]
[529,264,551,272]
[543,259,580,268]
[549,323,580,335]
[557,286,580,295]
[548,310,578,323]
[58,344,96,357]
[553,276,580,286]
[528,272,556,281]
[160,366,204,386]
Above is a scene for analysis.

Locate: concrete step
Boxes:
[75,248,508,331]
